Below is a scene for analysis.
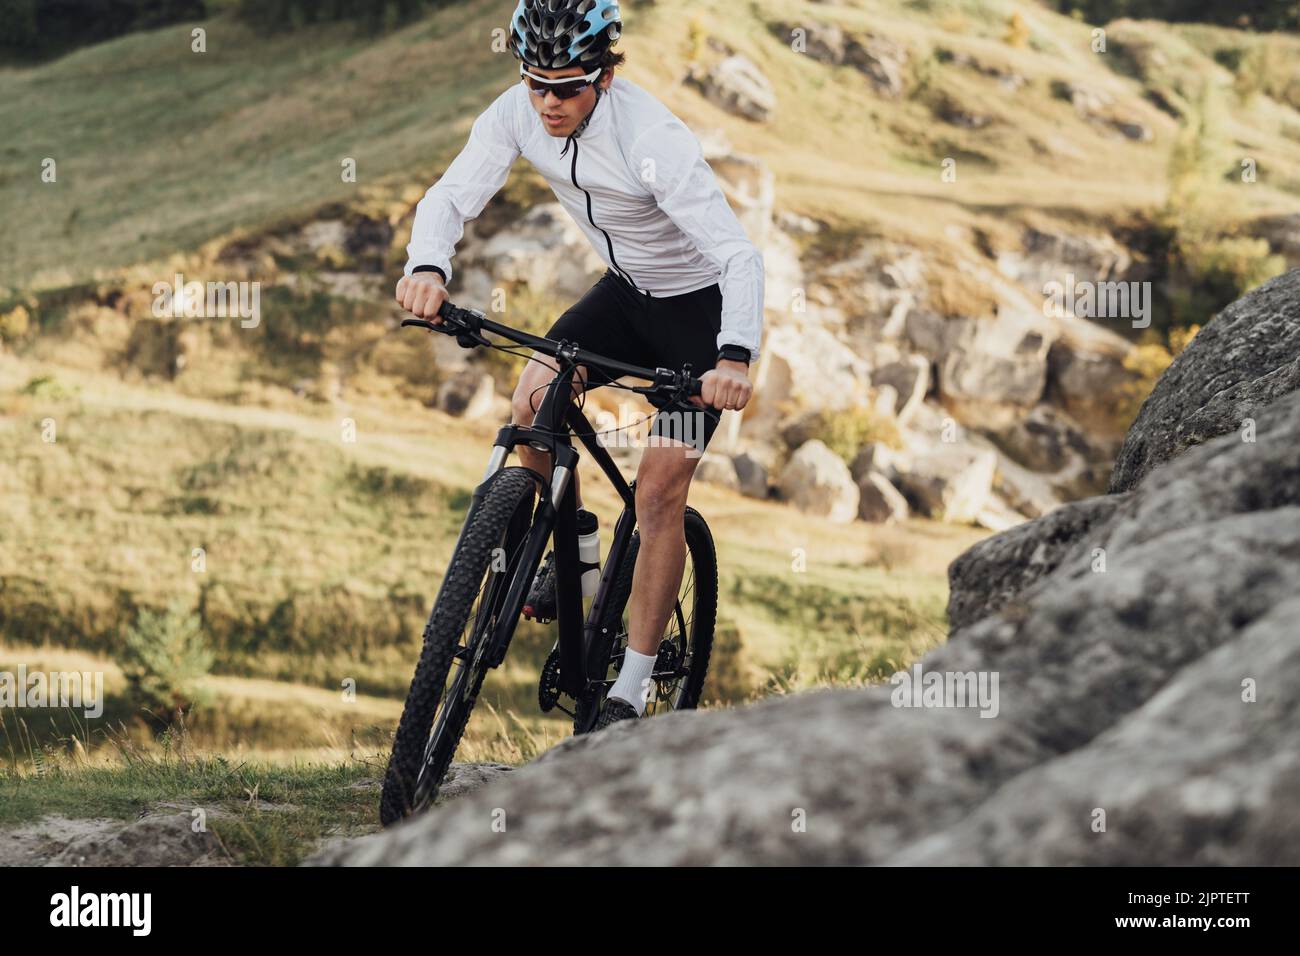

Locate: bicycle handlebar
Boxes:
[400,300,705,402]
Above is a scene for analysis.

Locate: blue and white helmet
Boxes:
[509,0,622,69]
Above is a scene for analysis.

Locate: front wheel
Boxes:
[575,506,718,733]
[380,467,536,827]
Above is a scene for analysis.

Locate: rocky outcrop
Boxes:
[771,21,908,98]
[1109,269,1300,493]
[312,275,1300,866]
[686,55,776,122]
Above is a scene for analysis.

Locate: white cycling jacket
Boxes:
[404,76,765,362]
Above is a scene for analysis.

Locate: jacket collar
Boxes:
[557,79,614,156]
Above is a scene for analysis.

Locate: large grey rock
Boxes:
[857,471,909,523]
[894,443,997,525]
[1110,268,1300,493]
[891,597,1300,865]
[777,440,859,522]
[311,386,1300,866]
[731,449,770,499]
[946,493,1125,631]
[686,55,776,122]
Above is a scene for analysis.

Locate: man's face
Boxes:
[523,64,612,138]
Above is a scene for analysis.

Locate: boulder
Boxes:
[845,35,908,98]
[777,440,860,523]
[938,316,1053,428]
[694,452,740,490]
[894,443,997,525]
[871,356,929,424]
[990,403,1100,474]
[771,20,846,64]
[857,471,909,523]
[686,55,776,122]
[731,449,771,499]
[849,441,911,485]
[1110,268,1300,493]
[946,493,1125,631]
[436,369,496,419]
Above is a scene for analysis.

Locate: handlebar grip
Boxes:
[687,378,703,397]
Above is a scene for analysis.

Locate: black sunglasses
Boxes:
[520,65,602,100]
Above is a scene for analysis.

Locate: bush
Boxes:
[0,304,31,343]
[0,0,207,60]
[117,602,214,728]
[235,0,452,34]
[1052,2,1300,31]
[812,405,904,464]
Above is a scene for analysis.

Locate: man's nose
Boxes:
[543,90,562,109]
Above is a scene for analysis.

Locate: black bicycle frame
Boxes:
[463,361,639,700]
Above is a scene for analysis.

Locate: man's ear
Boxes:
[599,68,614,90]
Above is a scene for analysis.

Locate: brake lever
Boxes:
[400,306,490,350]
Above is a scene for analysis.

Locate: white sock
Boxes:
[608,647,657,716]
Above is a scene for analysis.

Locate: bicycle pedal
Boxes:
[522,604,553,624]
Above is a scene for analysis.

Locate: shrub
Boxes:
[1003,12,1030,49]
[812,405,904,464]
[0,0,207,60]
[0,304,31,343]
[117,602,215,729]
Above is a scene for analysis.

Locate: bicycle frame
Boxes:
[463,360,638,701]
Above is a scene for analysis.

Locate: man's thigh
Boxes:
[635,440,702,508]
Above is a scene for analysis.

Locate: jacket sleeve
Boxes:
[403,87,523,284]
[632,118,766,364]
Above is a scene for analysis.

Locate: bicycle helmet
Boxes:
[509,0,622,70]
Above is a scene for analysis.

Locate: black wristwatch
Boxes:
[717,344,751,365]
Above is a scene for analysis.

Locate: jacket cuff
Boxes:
[411,265,447,283]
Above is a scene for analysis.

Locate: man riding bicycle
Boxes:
[394,0,765,730]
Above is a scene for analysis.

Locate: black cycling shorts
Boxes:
[544,269,724,453]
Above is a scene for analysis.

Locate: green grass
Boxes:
[0,750,380,866]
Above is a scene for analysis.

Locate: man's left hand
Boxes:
[693,359,753,412]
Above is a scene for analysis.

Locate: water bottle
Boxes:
[577,508,601,598]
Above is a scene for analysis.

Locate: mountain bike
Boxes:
[379,300,718,826]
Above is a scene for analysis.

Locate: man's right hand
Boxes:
[395,272,449,323]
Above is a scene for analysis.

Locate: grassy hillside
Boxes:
[1,348,981,765]
[3,0,1299,293]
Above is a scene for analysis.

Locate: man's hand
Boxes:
[693,359,753,412]
[395,272,449,323]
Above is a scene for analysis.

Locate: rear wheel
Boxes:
[380,467,536,826]
[574,507,717,733]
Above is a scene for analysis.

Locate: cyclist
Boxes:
[395,0,764,729]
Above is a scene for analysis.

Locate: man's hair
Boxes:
[601,46,625,72]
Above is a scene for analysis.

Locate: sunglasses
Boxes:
[520,65,603,100]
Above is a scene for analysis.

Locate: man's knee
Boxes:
[635,453,695,531]
[511,355,550,424]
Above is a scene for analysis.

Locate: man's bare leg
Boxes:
[625,440,701,659]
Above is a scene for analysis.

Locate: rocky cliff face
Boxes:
[311,269,1300,867]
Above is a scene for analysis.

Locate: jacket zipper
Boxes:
[568,138,648,301]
